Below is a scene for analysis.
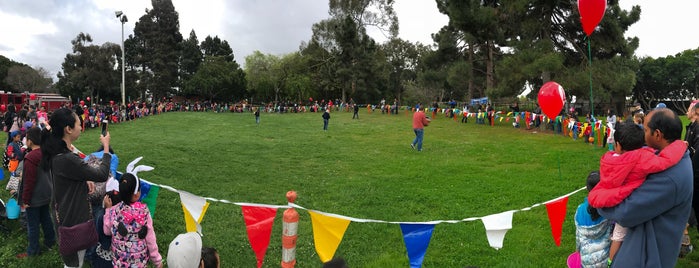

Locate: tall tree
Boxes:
[179,30,203,89]
[186,56,245,102]
[4,65,52,93]
[56,33,121,102]
[131,0,183,101]
[201,36,235,62]
[308,0,398,103]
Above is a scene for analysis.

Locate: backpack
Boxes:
[3,141,23,170]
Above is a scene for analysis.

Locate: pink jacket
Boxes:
[104,201,162,267]
[589,140,686,208]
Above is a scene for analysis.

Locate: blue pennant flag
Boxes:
[400,224,435,268]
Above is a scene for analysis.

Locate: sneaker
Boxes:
[410,143,415,150]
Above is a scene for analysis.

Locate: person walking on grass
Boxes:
[410,107,430,151]
[322,109,330,131]
[352,103,359,119]
[254,107,260,125]
[599,108,692,268]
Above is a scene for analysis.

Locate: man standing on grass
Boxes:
[599,108,692,267]
[410,107,430,151]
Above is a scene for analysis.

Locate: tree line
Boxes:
[2,0,697,115]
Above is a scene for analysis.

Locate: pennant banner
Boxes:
[545,196,569,247]
[142,184,160,218]
[481,211,514,250]
[181,190,210,233]
[400,224,435,268]
[309,210,351,262]
[242,206,278,268]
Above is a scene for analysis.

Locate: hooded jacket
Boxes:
[575,198,612,268]
[588,140,686,208]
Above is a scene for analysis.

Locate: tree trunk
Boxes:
[468,43,475,99]
[486,40,495,92]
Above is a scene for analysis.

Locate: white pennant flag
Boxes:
[481,211,514,250]
[180,190,207,234]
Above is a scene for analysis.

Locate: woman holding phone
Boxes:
[41,108,112,267]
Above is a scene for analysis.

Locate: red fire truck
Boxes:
[0,91,71,112]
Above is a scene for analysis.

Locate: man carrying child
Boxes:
[598,109,692,267]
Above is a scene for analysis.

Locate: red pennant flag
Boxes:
[545,197,569,246]
[242,206,278,268]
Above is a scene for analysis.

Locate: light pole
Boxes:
[115,11,127,106]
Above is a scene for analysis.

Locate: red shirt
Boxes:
[412,111,430,129]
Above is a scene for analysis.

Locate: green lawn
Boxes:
[1,109,698,267]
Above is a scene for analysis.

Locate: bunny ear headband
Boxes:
[126,156,154,194]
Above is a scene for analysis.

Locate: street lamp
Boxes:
[115,11,127,106]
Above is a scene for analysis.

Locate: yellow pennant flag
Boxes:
[180,190,211,233]
[183,203,210,233]
[309,211,351,263]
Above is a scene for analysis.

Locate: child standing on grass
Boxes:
[254,107,260,125]
[588,122,687,264]
[575,171,612,267]
[103,173,162,268]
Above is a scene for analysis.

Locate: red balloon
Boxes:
[80,100,85,106]
[110,100,115,105]
[537,81,566,119]
[0,104,5,112]
[41,102,46,107]
[29,93,37,100]
[578,0,607,36]
[86,97,91,101]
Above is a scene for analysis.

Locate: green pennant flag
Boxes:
[142,184,160,218]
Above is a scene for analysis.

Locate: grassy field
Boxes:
[1,109,698,267]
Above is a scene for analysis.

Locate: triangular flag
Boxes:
[545,196,569,246]
[481,211,514,250]
[142,184,160,218]
[242,206,278,268]
[180,191,210,233]
[400,224,435,268]
[309,211,351,262]
[139,180,151,202]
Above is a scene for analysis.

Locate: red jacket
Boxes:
[412,111,430,129]
[589,140,686,208]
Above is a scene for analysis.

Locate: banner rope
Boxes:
[141,178,586,225]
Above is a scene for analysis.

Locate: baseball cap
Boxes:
[167,232,202,268]
[10,131,20,138]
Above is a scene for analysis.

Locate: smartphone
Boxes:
[101,119,108,136]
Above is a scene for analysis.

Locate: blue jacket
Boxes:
[599,150,692,268]
[575,198,612,268]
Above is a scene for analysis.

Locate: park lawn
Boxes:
[1,109,699,267]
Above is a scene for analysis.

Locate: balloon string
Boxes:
[587,38,594,118]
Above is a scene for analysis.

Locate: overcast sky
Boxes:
[1,0,698,81]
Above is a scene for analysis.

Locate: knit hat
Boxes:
[10,131,20,139]
[167,232,202,268]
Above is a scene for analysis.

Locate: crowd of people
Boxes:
[2,106,220,268]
